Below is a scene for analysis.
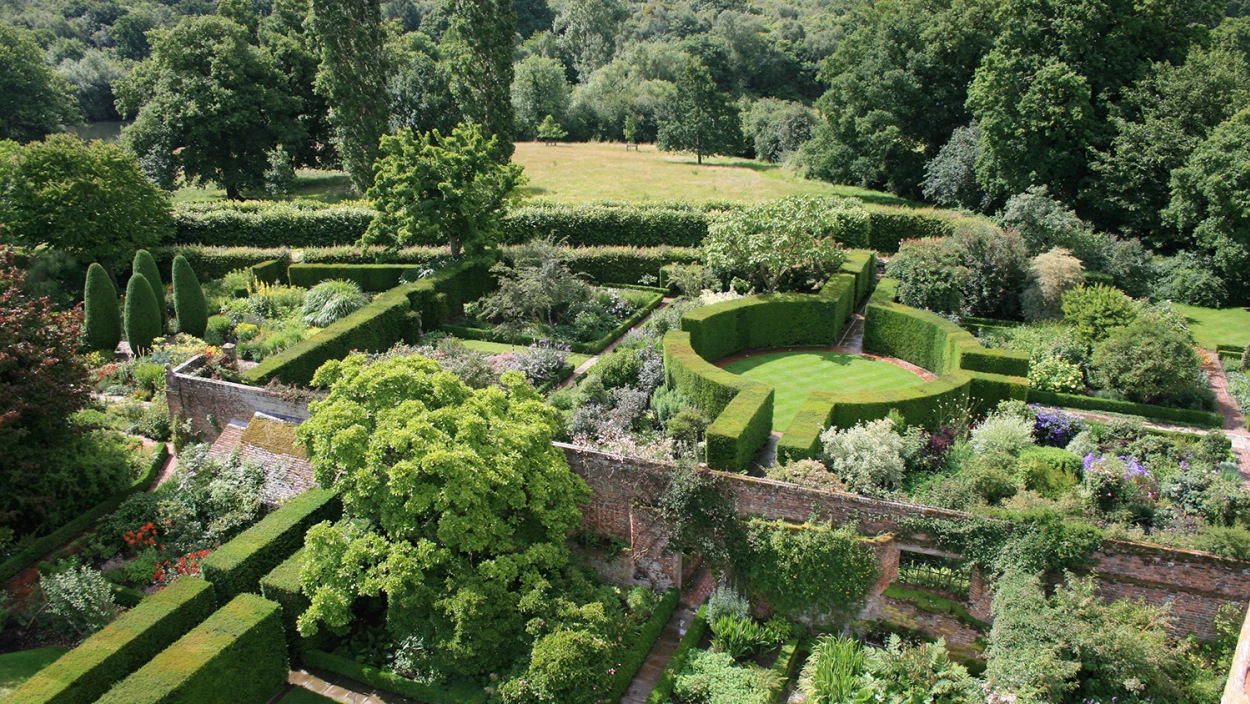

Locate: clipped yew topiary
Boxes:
[171,254,207,338]
[132,249,166,328]
[83,263,121,352]
[124,273,161,356]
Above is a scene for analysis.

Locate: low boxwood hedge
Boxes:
[768,639,802,704]
[865,207,958,253]
[1026,389,1225,428]
[200,488,340,603]
[645,604,708,704]
[96,593,288,704]
[303,650,488,704]
[840,250,877,302]
[10,577,217,704]
[0,444,168,584]
[603,588,680,701]
[513,245,701,287]
[301,245,443,265]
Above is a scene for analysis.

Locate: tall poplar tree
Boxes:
[443,0,517,161]
[308,0,393,191]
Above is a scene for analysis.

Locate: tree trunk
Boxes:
[225,183,242,201]
[450,237,462,259]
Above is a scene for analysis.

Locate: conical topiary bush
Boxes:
[124,273,162,356]
[132,249,166,329]
[83,262,121,352]
[171,254,208,338]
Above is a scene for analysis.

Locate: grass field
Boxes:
[723,350,928,431]
[0,646,68,697]
[172,142,919,207]
[1175,304,1250,351]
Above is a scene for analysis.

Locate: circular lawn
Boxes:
[721,349,929,432]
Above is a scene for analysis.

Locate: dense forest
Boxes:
[2,0,1249,299]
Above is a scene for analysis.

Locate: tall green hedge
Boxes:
[706,384,774,472]
[173,201,376,248]
[540,245,701,286]
[171,255,207,338]
[9,577,217,704]
[132,250,165,325]
[287,264,413,292]
[83,263,121,352]
[200,488,341,603]
[865,207,958,253]
[681,293,851,363]
[148,246,291,281]
[96,594,288,704]
[123,273,161,356]
[258,548,313,659]
[502,203,708,247]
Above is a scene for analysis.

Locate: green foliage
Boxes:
[1028,356,1084,394]
[172,202,374,248]
[288,264,409,292]
[1000,185,1103,260]
[83,263,121,352]
[657,59,741,164]
[96,593,288,704]
[132,249,165,326]
[117,15,301,200]
[123,273,161,356]
[801,635,865,704]
[1015,446,1081,499]
[924,123,990,212]
[742,98,817,164]
[704,196,858,293]
[656,461,747,574]
[906,511,1104,576]
[301,280,369,327]
[1026,388,1224,428]
[819,418,908,495]
[646,605,708,704]
[499,628,614,703]
[1091,312,1205,406]
[294,354,590,675]
[307,0,392,191]
[199,488,340,604]
[743,518,878,619]
[43,566,119,636]
[1195,525,1250,560]
[504,203,707,247]
[885,225,1029,319]
[444,0,516,161]
[302,649,487,703]
[1022,248,1085,322]
[709,617,766,661]
[0,24,81,142]
[512,56,569,140]
[0,135,172,268]
[1061,284,1139,343]
[10,577,216,704]
[857,635,979,703]
[171,255,208,338]
[363,122,524,258]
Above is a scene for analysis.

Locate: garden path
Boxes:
[1203,353,1250,475]
[282,670,418,704]
[558,298,677,390]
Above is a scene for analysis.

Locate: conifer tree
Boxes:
[124,273,161,355]
[83,262,121,352]
[132,249,165,329]
[171,254,208,338]
[444,0,516,161]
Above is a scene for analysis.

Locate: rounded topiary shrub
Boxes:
[171,254,208,338]
[83,262,121,352]
[124,272,162,355]
[132,249,166,328]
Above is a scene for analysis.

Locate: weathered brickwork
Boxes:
[166,356,311,441]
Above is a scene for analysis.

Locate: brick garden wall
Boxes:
[165,356,312,441]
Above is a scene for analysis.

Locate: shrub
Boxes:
[859,635,978,702]
[1022,247,1085,322]
[1195,525,1250,561]
[301,280,369,327]
[884,238,963,313]
[1091,313,1205,406]
[709,617,766,661]
[923,123,990,212]
[705,586,751,625]
[765,458,842,492]
[1153,252,1229,307]
[1032,407,1085,447]
[819,418,908,495]
[123,273,161,355]
[743,519,878,619]
[203,315,232,346]
[800,636,865,704]
[1061,284,1139,343]
[131,249,165,325]
[1029,355,1084,393]
[1015,446,1081,499]
[674,649,771,704]
[96,593,288,704]
[10,577,216,704]
[171,255,207,338]
[83,263,121,352]
[999,185,1102,260]
[43,566,119,636]
[947,222,1029,320]
[970,412,1036,456]
[499,628,614,703]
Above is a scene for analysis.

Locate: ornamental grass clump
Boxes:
[301,279,368,327]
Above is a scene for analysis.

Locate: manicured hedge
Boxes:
[502,203,707,247]
[200,488,340,603]
[301,245,443,264]
[259,548,316,659]
[960,348,1030,377]
[663,331,752,418]
[173,201,375,248]
[865,207,958,253]
[0,444,168,584]
[1026,389,1225,428]
[243,258,494,386]
[304,650,488,704]
[97,593,288,704]
[251,259,285,284]
[840,249,877,302]
[541,245,701,286]
[707,383,774,472]
[287,264,413,292]
[603,589,680,701]
[141,246,292,283]
[645,604,708,704]
[9,577,217,704]
[864,302,967,374]
[769,640,802,704]
[681,293,850,363]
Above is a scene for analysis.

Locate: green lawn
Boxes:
[0,646,68,697]
[277,687,340,703]
[723,350,929,432]
[454,338,592,369]
[1174,303,1250,351]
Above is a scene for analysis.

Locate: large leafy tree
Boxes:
[294,354,591,675]
[308,0,394,191]
[117,15,303,200]
[261,0,337,170]
[552,0,627,82]
[388,32,459,137]
[511,55,571,140]
[966,0,1223,203]
[657,59,740,165]
[362,122,524,258]
[0,134,172,272]
[443,0,517,161]
[1163,107,1250,302]
[0,24,81,143]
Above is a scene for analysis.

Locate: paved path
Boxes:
[285,670,418,704]
[619,604,698,704]
[1203,352,1250,474]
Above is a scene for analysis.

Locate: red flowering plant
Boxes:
[152,549,211,588]
[122,521,161,554]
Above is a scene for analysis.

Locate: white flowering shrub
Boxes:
[43,566,118,635]
[969,413,1036,456]
[819,419,907,495]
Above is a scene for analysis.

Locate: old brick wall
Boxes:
[558,443,1250,640]
[166,356,311,441]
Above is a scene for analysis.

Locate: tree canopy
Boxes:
[0,24,81,143]
[657,59,740,164]
[294,353,591,675]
